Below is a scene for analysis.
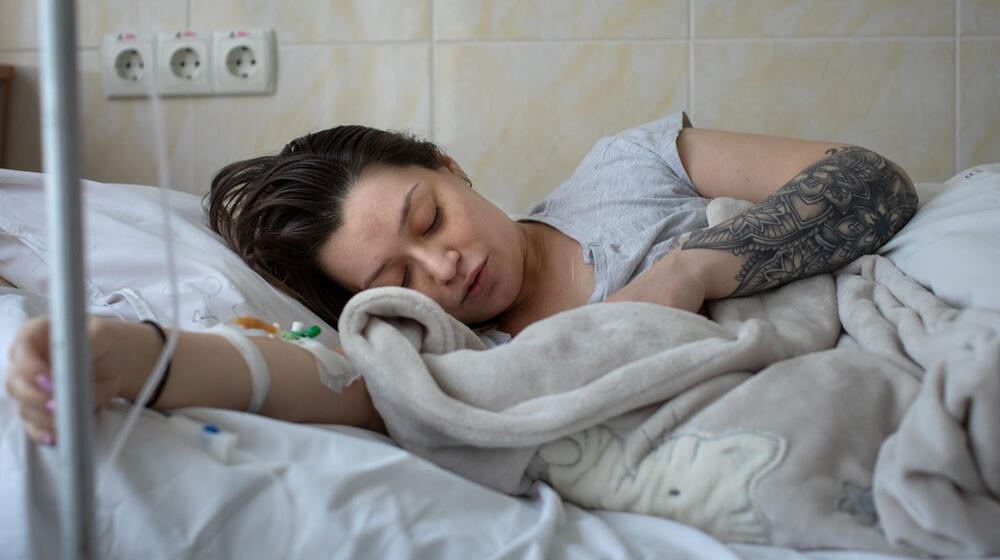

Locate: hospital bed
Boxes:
[2,164,1000,558]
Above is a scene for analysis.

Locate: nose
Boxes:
[412,246,459,285]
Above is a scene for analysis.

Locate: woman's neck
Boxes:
[496,221,594,336]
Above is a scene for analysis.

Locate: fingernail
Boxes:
[35,373,53,392]
[46,399,55,412]
[42,433,54,446]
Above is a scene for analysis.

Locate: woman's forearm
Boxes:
[109,321,382,430]
[681,145,918,299]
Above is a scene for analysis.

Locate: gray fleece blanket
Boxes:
[336,202,1000,557]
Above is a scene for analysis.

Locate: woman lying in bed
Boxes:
[6,112,918,446]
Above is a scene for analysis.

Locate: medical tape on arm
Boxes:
[289,337,359,394]
[207,324,271,413]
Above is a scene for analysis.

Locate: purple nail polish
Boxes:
[35,373,53,392]
[42,433,54,446]
[46,400,55,412]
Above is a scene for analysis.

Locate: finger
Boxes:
[18,399,55,435]
[23,420,55,447]
[6,317,53,397]
[5,367,53,408]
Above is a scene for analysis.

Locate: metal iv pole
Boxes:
[37,0,97,558]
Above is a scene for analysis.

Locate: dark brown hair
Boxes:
[206,125,444,325]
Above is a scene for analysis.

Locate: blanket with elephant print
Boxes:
[335,199,1000,557]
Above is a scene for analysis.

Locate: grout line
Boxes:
[424,37,689,45]
[688,0,694,117]
[429,0,436,142]
[955,0,961,174]
[140,32,1000,47]
[267,35,962,47]
[274,39,434,47]
[53,34,992,51]
[691,35,956,43]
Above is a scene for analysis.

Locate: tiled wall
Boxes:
[1,0,998,214]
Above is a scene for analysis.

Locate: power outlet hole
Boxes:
[170,47,203,80]
[225,45,258,79]
[114,48,145,82]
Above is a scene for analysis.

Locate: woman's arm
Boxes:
[683,144,917,299]
[609,139,918,309]
[6,316,384,446]
[676,127,847,203]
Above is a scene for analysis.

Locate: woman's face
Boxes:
[318,161,527,324]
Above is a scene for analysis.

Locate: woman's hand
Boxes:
[6,316,385,437]
[4,316,146,446]
[607,250,708,314]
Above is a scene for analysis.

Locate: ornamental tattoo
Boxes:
[682,146,918,297]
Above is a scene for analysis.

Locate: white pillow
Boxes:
[0,169,339,346]
[879,164,1000,310]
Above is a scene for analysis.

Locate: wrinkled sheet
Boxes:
[339,246,1000,556]
[2,286,919,559]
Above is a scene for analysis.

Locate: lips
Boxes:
[462,257,487,304]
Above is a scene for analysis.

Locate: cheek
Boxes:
[463,201,513,246]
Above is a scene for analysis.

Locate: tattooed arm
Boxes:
[684,145,917,298]
[608,142,918,309]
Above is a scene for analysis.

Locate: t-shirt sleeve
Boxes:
[530,110,703,242]
[606,110,696,193]
[526,110,710,302]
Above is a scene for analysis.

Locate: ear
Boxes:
[437,155,471,186]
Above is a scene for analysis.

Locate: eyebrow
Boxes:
[361,182,420,290]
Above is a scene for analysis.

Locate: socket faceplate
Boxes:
[213,29,277,95]
[157,31,212,96]
[101,33,153,98]
[101,29,277,98]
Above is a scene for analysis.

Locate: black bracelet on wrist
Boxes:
[141,320,172,408]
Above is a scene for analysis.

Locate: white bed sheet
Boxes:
[4,168,1000,558]
[0,288,936,560]
[4,286,984,559]
[0,407,925,560]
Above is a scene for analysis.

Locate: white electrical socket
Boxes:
[157,30,212,96]
[101,33,154,98]
[213,29,277,95]
[101,28,277,98]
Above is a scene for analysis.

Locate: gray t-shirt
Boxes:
[525,110,709,303]
[480,111,710,347]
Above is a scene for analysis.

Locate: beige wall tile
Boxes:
[0,0,186,50]
[77,51,195,190]
[435,43,687,214]
[962,0,1000,35]
[0,51,194,189]
[694,40,954,182]
[696,0,953,37]
[0,0,38,50]
[77,0,187,47]
[435,0,688,40]
[960,39,1000,169]
[0,53,42,172]
[190,0,431,42]
[191,44,431,195]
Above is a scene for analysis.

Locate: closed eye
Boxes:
[400,205,442,287]
[424,206,442,236]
